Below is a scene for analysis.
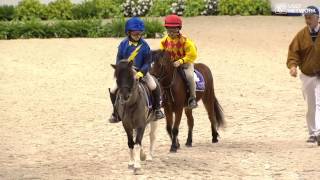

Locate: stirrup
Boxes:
[154,109,165,120]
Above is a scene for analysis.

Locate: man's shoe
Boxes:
[306,136,317,143]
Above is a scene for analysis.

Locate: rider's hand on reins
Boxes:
[135,71,144,80]
[173,60,181,67]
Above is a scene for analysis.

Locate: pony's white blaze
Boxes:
[134,144,141,169]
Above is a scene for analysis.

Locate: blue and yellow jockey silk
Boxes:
[116,38,151,76]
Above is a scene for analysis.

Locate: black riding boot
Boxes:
[108,89,120,123]
[152,86,165,120]
[188,96,198,109]
[178,67,198,109]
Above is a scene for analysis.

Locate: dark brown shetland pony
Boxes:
[150,50,225,152]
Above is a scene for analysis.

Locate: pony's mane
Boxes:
[151,49,171,64]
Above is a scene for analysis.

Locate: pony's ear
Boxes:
[111,64,116,69]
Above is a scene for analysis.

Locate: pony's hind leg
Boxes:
[164,106,173,140]
[147,121,158,161]
[202,96,219,143]
[184,108,194,147]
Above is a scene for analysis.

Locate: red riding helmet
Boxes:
[164,14,182,28]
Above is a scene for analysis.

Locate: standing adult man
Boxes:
[287,6,320,145]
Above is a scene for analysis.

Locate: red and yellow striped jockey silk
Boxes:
[160,34,197,64]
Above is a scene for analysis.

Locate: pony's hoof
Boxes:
[212,138,219,143]
[185,142,192,147]
[170,149,177,153]
[170,146,177,153]
[128,164,134,169]
[146,154,153,161]
[176,140,181,149]
[134,168,143,175]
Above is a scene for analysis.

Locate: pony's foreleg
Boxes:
[147,121,157,161]
[164,106,173,140]
[129,149,134,169]
[170,108,183,152]
[124,128,134,169]
[133,127,145,175]
[184,108,194,147]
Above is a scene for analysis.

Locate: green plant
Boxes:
[94,0,122,18]
[106,17,126,37]
[218,0,271,15]
[15,0,47,20]
[53,19,103,37]
[148,0,174,17]
[0,18,164,39]
[201,0,219,15]
[254,0,271,15]
[0,21,9,38]
[144,18,165,38]
[45,0,74,20]
[1,19,47,39]
[72,0,98,19]
[184,0,205,17]
[122,0,152,17]
[0,5,15,21]
[171,0,185,16]
[19,19,47,38]
[72,0,122,19]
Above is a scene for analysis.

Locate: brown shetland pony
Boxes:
[150,50,225,152]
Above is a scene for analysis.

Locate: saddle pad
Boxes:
[139,83,153,109]
[194,69,205,91]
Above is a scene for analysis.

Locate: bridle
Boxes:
[154,59,177,89]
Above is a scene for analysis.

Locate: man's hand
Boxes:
[173,60,181,67]
[289,66,297,77]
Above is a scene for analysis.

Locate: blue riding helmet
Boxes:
[125,17,145,33]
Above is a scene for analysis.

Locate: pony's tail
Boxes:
[213,93,225,128]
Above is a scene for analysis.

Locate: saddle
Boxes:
[177,67,205,94]
[138,80,153,110]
